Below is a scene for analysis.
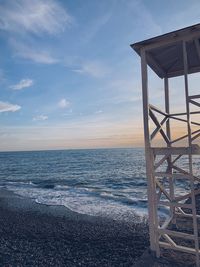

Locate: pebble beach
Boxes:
[0,189,150,266]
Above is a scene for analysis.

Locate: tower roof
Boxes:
[131,23,200,78]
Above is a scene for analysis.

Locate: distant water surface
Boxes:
[0,148,196,220]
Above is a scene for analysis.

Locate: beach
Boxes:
[0,188,149,266]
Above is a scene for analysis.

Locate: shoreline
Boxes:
[0,188,149,266]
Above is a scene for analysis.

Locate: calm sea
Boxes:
[0,148,194,220]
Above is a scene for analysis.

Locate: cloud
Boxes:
[73,61,109,78]
[0,0,73,35]
[58,98,70,108]
[0,101,21,112]
[0,69,5,82]
[33,115,48,121]
[10,78,33,90]
[81,12,111,43]
[95,110,103,114]
[127,0,162,38]
[11,39,58,64]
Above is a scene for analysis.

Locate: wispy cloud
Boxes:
[58,98,70,108]
[11,39,58,64]
[127,0,162,38]
[165,2,200,31]
[0,69,5,83]
[81,12,111,43]
[33,115,48,121]
[0,101,21,113]
[73,61,110,78]
[10,78,33,90]
[0,0,73,35]
[95,110,103,114]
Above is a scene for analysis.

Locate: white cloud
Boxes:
[126,0,162,38]
[73,61,109,78]
[33,115,48,121]
[11,39,58,64]
[81,12,111,43]
[10,78,33,90]
[0,101,21,113]
[58,98,70,108]
[0,69,5,82]
[0,0,73,35]
[95,110,103,114]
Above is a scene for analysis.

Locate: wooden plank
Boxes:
[190,99,200,108]
[151,117,168,141]
[155,180,172,201]
[170,133,189,145]
[159,201,192,209]
[159,241,197,254]
[183,40,200,267]
[194,39,200,63]
[152,145,200,155]
[138,28,200,52]
[171,154,182,164]
[159,229,195,240]
[175,211,200,219]
[170,114,200,126]
[171,129,200,145]
[154,154,170,169]
[160,216,173,230]
[191,132,200,142]
[141,49,157,253]
[155,172,190,179]
[149,104,168,116]
[149,109,170,144]
[163,234,176,247]
[189,93,200,100]
[169,111,200,116]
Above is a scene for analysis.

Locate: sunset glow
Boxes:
[1,0,200,151]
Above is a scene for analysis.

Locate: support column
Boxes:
[164,78,174,220]
[183,40,200,267]
[141,48,158,255]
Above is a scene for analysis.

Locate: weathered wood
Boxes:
[159,229,195,240]
[141,49,157,254]
[152,145,200,155]
[183,40,200,266]
[159,241,197,254]
[132,24,200,266]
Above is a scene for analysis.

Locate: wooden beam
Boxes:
[195,39,200,62]
[140,30,200,52]
[141,49,157,253]
[149,109,170,144]
[152,145,200,155]
[151,117,168,141]
[146,52,167,78]
[189,99,200,108]
[159,241,197,254]
[149,104,168,116]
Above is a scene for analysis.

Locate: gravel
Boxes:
[0,189,149,267]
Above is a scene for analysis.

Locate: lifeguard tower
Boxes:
[131,24,200,266]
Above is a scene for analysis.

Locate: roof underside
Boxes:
[131,23,200,78]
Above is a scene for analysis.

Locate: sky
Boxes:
[0,0,200,151]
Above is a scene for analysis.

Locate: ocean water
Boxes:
[0,148,197,220]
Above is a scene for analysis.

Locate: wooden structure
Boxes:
[131,24,200,266]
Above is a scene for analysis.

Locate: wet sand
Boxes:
[0,189,149,266]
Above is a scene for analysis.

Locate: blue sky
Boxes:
[0,0,200,151]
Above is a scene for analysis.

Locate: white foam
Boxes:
[6,185,147,221]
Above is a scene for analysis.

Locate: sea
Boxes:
[0,148,195,221]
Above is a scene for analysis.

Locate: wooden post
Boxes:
[141,48,158,255]
[164,78,174,220]
[183,40,200,267]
